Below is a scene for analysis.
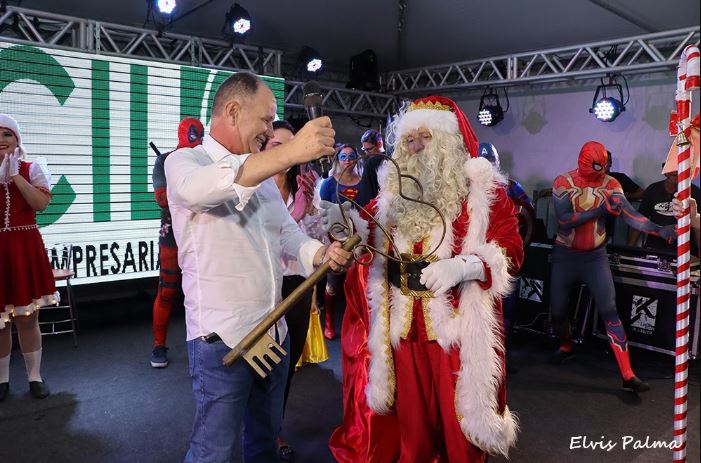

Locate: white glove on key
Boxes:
[319,199,352,233]
[419,254,486,296]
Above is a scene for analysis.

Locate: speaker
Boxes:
[347,49,381,92]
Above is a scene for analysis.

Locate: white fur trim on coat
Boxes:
[346,208,369,244]
[455,156,517,456]
[365,191,395,413]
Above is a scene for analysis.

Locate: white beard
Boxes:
[385,134,470,242]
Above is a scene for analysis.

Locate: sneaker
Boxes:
[548,348,574,365]
[29,381,50,399]
[277,437,295,462]
[0,382,8,402]
[150,346,169,368]
[622,376,650,393]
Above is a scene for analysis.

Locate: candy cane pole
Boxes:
[673,43,699,463]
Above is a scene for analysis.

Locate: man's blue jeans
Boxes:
[184,335,290,463]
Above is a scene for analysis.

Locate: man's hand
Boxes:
[322,241,353,273]
[8,148,20,177]
[288,117,336,164]
[671,196,685,218]
[319,200,352,234]
[672,195,700,230]
[419,255,486,296]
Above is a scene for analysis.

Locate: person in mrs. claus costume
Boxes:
[323,96,523,462]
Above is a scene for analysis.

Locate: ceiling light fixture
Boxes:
[478,88,509,127]
[590,74,629,122]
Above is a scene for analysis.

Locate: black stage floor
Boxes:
[0,303,698,463]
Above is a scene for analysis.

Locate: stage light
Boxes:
[590,75,628,122]
[477,88,508,127]
[307,58,322,73]
[156,0,176,15]
[300,47,323,75]
[145,0,176,31]
[226,3,251,36]
[592,97,622,122]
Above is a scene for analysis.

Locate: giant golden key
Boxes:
[222,234,361,377]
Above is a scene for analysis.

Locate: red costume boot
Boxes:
[324,290,336,340]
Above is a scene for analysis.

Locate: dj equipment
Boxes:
[513,243,552,335]
[592,245,700,358]
[514,242,701,359]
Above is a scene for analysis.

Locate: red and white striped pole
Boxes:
[673,44,699,463]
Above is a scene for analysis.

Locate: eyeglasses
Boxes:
[338,152,359,161]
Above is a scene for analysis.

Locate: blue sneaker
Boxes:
[150,345,169,368]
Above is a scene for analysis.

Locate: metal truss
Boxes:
[0,5,396,117]
[285,81,398,119]
[387,27,700,94]
[0,5,282,75]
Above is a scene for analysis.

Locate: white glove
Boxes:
[8,148,20,177]
[419,254,486,296]
[319,199,352,233]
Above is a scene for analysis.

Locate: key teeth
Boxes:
[242,334,288,379]
[268,342,287,359]
[248,355,270,379]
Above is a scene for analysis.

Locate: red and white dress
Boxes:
[0,159,56,329]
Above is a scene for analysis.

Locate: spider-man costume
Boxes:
[151,118,204,355]
[550,141,676,392]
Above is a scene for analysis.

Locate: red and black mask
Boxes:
[177,118,204,149]
[577,141,608,181]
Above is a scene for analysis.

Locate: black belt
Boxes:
[200,332,222,343]
[387,254,436,297]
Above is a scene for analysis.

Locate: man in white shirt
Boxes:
[165,72,352,463]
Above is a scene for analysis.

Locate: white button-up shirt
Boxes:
[165,135,324,348]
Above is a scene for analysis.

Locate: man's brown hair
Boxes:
[211,72,262,116]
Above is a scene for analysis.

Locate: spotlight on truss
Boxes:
[590,74,629,122]
[477,88,508,127]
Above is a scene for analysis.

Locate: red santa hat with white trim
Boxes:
[395,96,479,158]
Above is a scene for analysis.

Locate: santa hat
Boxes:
[0,114,22,145]
[395,96,479,158]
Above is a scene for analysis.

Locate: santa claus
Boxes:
[323,96,524,462]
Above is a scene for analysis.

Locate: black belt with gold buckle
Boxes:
[387,253,437,298]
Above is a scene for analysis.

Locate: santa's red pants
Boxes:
[394,337,487,463]
[152,245,181,347]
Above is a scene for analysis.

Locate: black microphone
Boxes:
[303,81,323,120]
[303,81,332,178]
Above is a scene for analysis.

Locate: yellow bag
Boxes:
[296,304,329,367]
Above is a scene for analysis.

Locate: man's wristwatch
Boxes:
[317,246,328,267]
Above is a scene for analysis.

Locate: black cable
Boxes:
[348,114,373,129]
[620,74,630,106]
[168,0,220,26]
